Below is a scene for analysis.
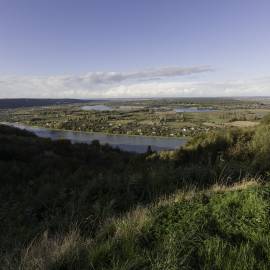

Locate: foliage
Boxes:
[17,183,270,270]
[1,120,270,269]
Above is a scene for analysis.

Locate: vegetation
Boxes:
[2,97,270,138]
[65,181,270,270]
[0,98,94,109]
[1,110,270,269]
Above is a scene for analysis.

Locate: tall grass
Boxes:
[18,230,91,270]
[2,121,270,269]
[10,179,270,270]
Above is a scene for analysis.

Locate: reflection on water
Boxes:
[5,123,187,153]
[81,105,113,111]
[174,107,216,113]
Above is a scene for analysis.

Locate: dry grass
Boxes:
[98,206,151,241]
[19,229,91,270]
[226,121,259,127]
[211,178,260,193]
[154,178,261,209]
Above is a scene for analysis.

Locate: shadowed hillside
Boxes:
[1,117,270,269]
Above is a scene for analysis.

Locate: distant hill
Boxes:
[0,98,103,109]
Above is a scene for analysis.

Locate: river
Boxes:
[4,123,187,153]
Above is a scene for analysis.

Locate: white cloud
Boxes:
[76,66,212,84]
[0,66,269,98]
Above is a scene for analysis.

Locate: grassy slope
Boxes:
[1,116,270,269]
[19,180,270,270]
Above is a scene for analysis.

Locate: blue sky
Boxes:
[0,0,269,98]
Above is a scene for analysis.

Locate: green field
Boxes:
[1,97,270,138]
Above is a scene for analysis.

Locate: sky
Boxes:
[0,0,269,98]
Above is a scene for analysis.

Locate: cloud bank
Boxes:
[76,66,212,84]
[0,66,269,98]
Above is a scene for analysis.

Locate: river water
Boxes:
[81,105,113,111]
[5,123,187,153]
[174,107,216,113]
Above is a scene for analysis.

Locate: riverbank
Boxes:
[1,121,188,140]
[2,122,187,153]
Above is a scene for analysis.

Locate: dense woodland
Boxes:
[1,115,270,269]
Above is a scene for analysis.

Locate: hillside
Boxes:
[23,181,267,270]
[1,117,270,269]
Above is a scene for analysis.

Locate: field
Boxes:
[1,97,270,138]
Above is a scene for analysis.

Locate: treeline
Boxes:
[0,99,95,109]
